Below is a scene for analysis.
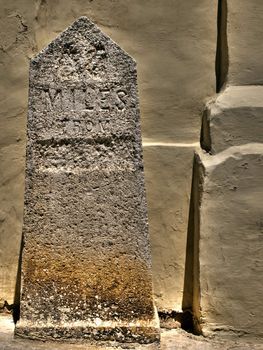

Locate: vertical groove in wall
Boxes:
[182,153,204,335]
[200,107,212,154]
[216,0,229,92]
[183,0,228,334]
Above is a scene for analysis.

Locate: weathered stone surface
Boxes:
[201,86,263,154]
[194,144,263,338]
[15,17,159,343]
[0,0,217,311]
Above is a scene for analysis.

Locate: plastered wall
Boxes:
[0,1,218,311]
[226,0,263,86]
[194,0,263,338]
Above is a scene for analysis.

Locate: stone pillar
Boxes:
[15,17,159,343]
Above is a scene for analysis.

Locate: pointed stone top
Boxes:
[31,16,136,85]
[32,16,134,63]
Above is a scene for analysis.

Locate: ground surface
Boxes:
[0,315,262,350]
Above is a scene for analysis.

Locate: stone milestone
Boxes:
[15,17,159,343]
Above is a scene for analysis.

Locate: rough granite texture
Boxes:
[15,17,159,343]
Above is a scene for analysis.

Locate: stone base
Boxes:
[15,318,160,344]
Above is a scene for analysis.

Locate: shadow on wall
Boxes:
[215,0,229,92]
[13,237,23,323]
[1,238,22,323]
[182,153,204,336]
[182,0,229,333]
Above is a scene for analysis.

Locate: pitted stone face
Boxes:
[15,17,159,343]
